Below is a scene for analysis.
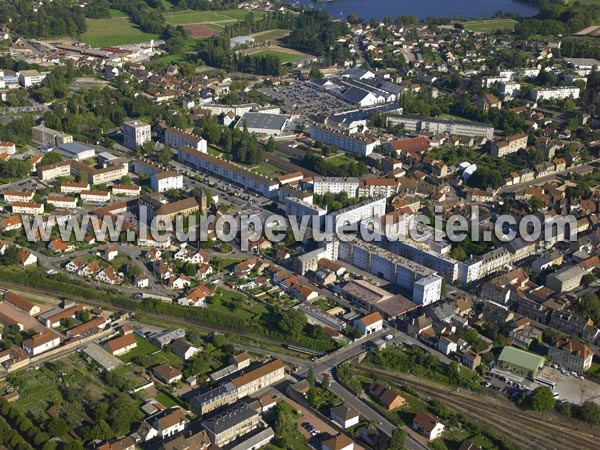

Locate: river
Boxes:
[285,0,538,21]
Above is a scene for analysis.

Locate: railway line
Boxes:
[356,365,600,450]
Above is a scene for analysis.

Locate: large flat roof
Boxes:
[235,112,290,131]
[498,346,545,372]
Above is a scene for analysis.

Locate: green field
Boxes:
[108,8,128,18]
[164,9,259,26]
[463,19,517,33]
[82,18,159,47]
[249,49,301,64]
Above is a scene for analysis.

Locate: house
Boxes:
[169,274,191,290]
[67,316,107,337]
[17,248,37,267]
[104,333,137,356]
[354,312,384,336]
[322,434,355,450]
[96,266,123,285]
[104,247,118,261]
[330,405,360,429]
[369,383,405,410]
[153,364,183,384]
[22,329,61,356]
[177,285,214,307]
[547,339,594,375]
[412,411,445,441]
[48,239,75,253]
[139,407,189,442]
[134,275,149,288]
[197,263,213,279]
[171,339,201,360]
[438,336,458,355]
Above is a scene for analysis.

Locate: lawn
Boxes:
[249,49,301,64]
[108,9,128,18]
[118,334,159,363]
[208,146,222,156]
[324,153,358,167]
[462,19,517,33]
[82,18,159,47]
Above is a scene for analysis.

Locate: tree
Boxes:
[158,148,173,166]
[307,369,315,389]
[451,246,467,261]
[389,428,406,449]
[308,67,323,80]
[279,309,307,337]
[40,152,63,166]
[579,401,600,424]
[47,417,68,437]
[64,442,84,450]
[530,386,556,411]
[120,175,132,185]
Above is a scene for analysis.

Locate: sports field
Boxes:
[164,9,260,26]
[462,19,517,33]
[246,48,303,64]
[81,18,159,47]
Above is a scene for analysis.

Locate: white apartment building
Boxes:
[3,191,34,203]
[80,190,111,203]
[11,202,44,215]
[412,274,443,305]
[177,146,279,198]
[532,86,580,101]
[164,126,207,152]
[46,195,78,209]
[22,330,60,356]
[123,120,151,150]
[313,177,360,198]
[151,171,184,192]
[331,197,387,227]
[309,126,380,157]
[112,184,141,196]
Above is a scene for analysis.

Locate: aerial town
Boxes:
[0,0,599,449]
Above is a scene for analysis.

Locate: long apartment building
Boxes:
[164,126,207,152]
[38,159,128,185]
[313,177,360,198]
[387,114,494,139]
[177,146,279,198]
[338,238,436,292]
[309,125,380,157]
[32,125,73,146]
[191,359,285,416]
[532,87,580,102]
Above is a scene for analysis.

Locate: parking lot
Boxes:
[259,82,351,125]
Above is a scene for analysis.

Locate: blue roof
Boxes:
[58,142,94,154]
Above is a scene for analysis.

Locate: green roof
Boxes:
[498,346,545,372]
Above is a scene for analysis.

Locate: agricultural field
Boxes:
[462,19,517,33]
[81,17,159,47]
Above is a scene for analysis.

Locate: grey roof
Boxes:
[58,141,94,154]
[341,86,372,104]
[229,427,274,450]
[202,404,258,435]
[235,112,290,131]
[193,383,235,405]
[328,103,402,126]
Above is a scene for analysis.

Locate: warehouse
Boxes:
[235,112,292,136]
[497,346,545,378]
[56,142,96,161]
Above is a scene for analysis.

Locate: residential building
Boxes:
[46,195,77,209]
[17,248,37,266]
[313,177,360,197]
[11,201,43,215]
[369,383,405,410]
[171,339,201,360]
[490,133,528,157]
[387,114,494,139]
[22,329,60,356]
[80,190,111,204]
[202,404,260,447]
[0,142,16,155]
[32,125,73,146]
[412,274,443,305]
[412,411,445,441]
[112,184,141,197]
[123,120,151,150]
[532,87,580,101]
[330,405,360,429]
[18,69,44,87]
[3,190,34,203]
[309,125,380,157]
[151,171,184,192]
[177,147,279,198]
[164,126,207,152]
[547,339,594,375]
[322,434,355,450]
[153,364,183,384]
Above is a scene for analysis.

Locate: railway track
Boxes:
[356,365,600,450]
